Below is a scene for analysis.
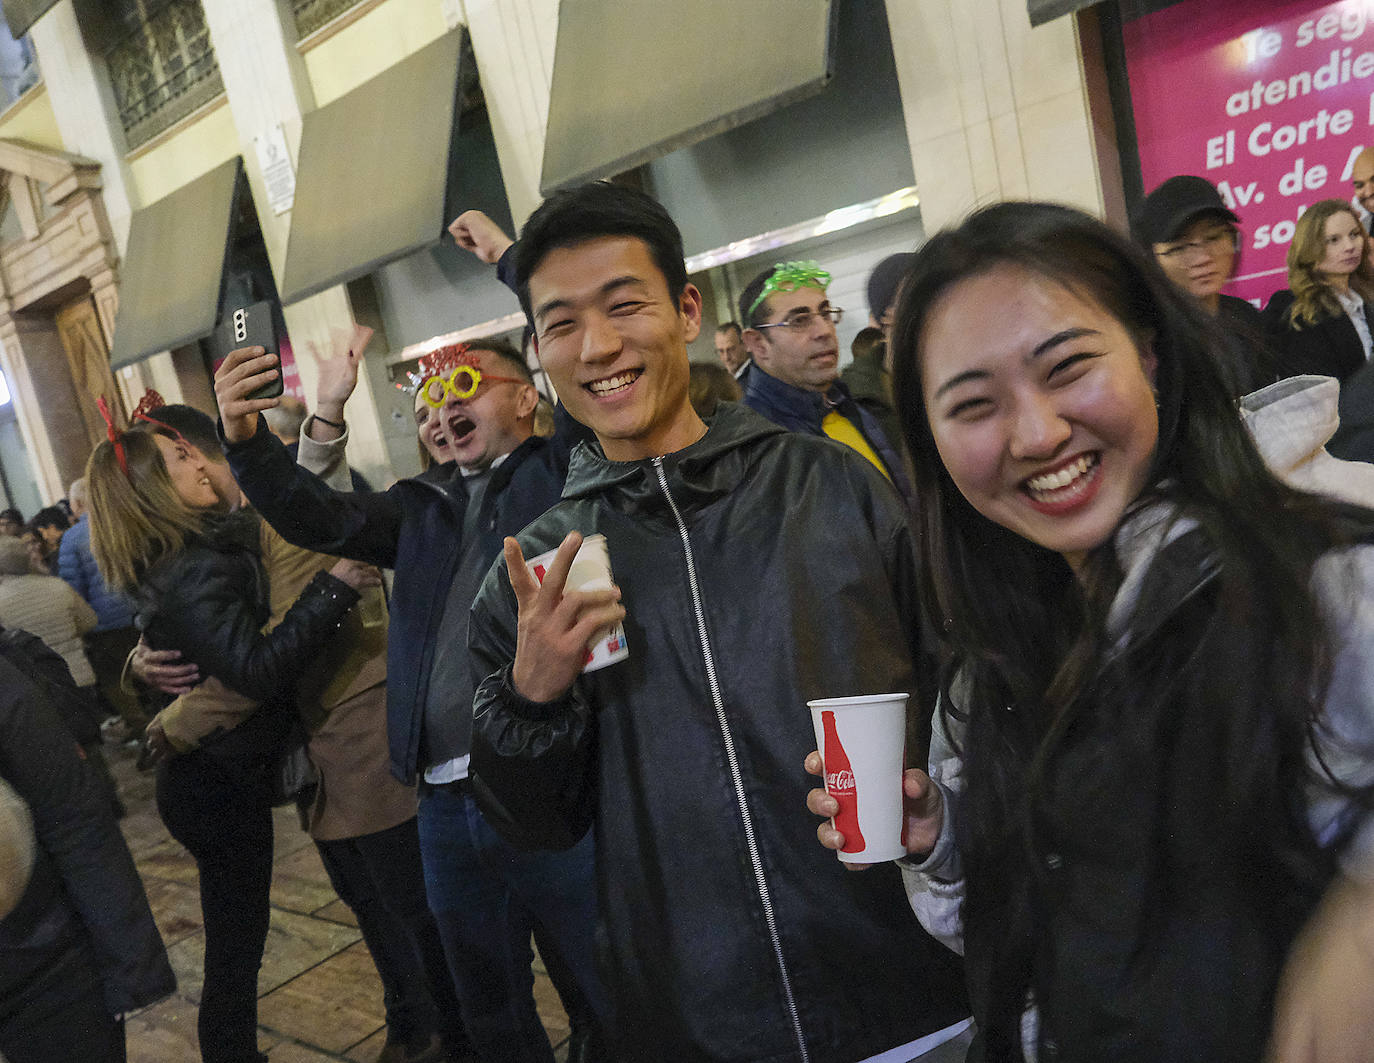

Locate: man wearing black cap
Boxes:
[838,252,911,454]
[1135,174,1278,394]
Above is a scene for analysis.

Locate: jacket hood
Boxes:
[1241,374,1374,507]
[1240,375,1338,474]
[561,401,787,507]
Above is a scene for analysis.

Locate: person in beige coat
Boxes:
[0,535,97,688]
[0,536,123,816]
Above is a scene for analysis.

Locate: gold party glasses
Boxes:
[420,365,524,408]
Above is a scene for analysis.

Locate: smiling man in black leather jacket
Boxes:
[468,183,969,1063]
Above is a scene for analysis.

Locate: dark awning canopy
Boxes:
[277,28,468,306]
[109,156,241,369]
[0,0,57,37]
[539,0,835,194]
[1028,0,1191,27]
[1028,0,1101,26]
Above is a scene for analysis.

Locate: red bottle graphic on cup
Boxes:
[821,710,866,853]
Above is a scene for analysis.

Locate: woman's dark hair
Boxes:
[129,403,219,453]
[687,361,742,418]
[890,201,1374,1050]
[512,182,688,323]
[28,506,69,533]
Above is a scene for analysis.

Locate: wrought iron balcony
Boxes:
[292,0,368,40]
[106,0,223,149]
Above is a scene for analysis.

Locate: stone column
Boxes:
[461,0,560,228]
[26,0,137,250]
[202,0,390,482]
[0,313,92,498]
[885,0,1105,233]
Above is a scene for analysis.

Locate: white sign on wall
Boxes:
[254,124,296,216]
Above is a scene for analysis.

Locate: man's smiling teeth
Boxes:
[1025,454,1097,496]
[587,371,640,396]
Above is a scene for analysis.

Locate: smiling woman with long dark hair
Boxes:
[809,201,1374,1062]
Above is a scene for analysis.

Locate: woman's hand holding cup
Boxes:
[804,752,945,870]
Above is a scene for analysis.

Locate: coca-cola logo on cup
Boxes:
[826,769,856,793]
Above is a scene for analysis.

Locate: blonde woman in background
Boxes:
[1265,199,1374,381]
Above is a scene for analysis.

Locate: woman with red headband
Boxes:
[86,412,378,1063]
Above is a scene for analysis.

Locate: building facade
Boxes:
[0,0,1110,505]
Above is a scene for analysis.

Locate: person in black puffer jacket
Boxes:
[0,653,175,1063]
[86,424,376,1063]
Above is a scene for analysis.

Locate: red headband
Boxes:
[96,389,192,478]
[96,396,127,476]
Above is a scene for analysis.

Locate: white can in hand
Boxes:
[526,533,628,673]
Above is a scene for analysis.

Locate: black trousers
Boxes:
[315,817,466,1049]
[83,626,144,728]
[157,746,274,1063]
[0,930,126,1063]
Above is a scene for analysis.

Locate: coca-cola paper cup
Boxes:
[527,533,628,673]
[808,693,908,864]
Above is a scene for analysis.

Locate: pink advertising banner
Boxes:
[1124,0,1374,306]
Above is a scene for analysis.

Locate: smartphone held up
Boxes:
[211,300,283,401]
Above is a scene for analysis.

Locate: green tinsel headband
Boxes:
[747,261,832,320]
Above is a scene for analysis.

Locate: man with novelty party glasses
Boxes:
[214,336,608,1063]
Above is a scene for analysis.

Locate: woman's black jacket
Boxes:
[135,510,358,753]
[1264,288,1372,382]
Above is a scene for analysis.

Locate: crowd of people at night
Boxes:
[5,165,1374,1063]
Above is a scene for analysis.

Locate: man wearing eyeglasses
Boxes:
[214,337,609,1063]
[1134,174,1277,395]
[738,262,912,506]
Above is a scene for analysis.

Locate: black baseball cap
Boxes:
[866,253,915,320]
[1134,175,1239,246]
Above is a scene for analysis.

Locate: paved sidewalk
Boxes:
[107,740,571,1062]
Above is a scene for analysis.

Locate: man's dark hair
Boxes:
[738,269,778,330]
[0,508,23,526]
[715,321,742,339]
[851,326,885,363]
[472,337,535,387]
[29,506,68,533]
[132,403,220,456]
[513,182,688,322]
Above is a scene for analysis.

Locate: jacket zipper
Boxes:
[651,458,810,1063]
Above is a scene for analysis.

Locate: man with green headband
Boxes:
[739,262,912,507]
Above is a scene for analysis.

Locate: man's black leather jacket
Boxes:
[470,402,967,1063]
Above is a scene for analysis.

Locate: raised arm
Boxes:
[298,325,373,489]
[449,209,514,265]
[215,346,404,568]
